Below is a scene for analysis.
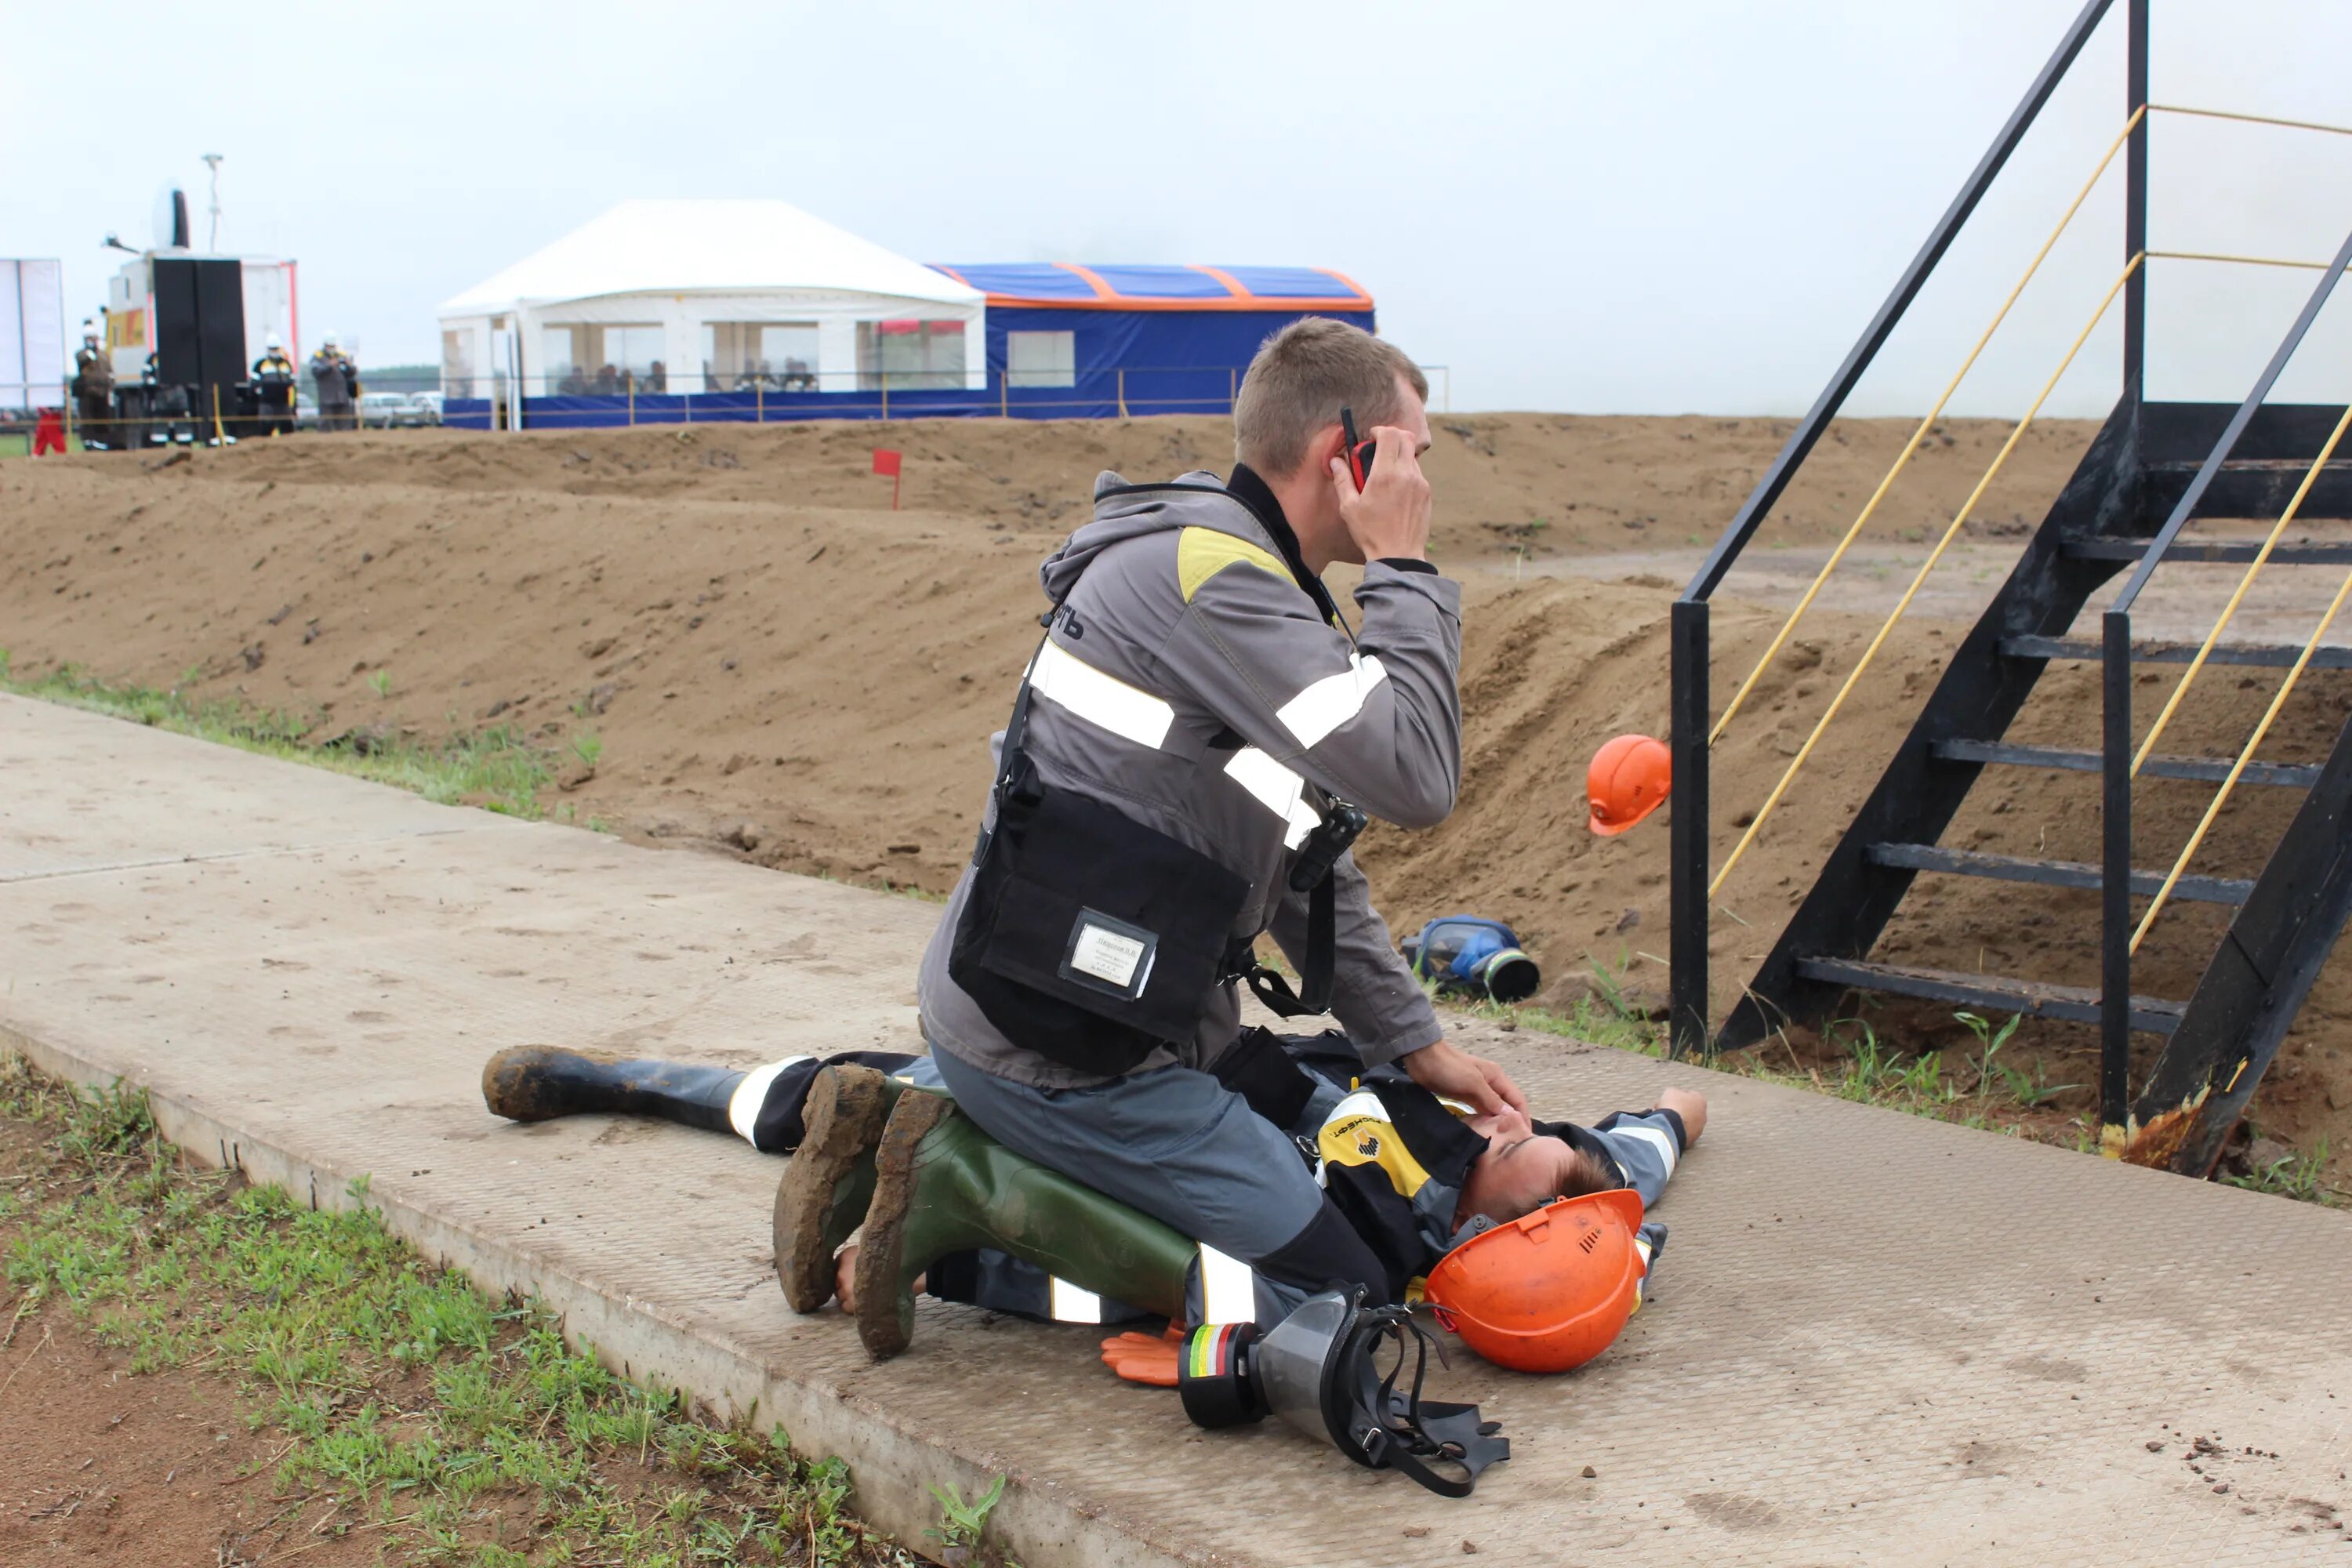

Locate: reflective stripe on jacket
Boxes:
[918,466,1463,1089]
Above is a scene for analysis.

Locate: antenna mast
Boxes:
[201,154,223,249]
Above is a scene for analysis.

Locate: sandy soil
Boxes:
[2,414,2343,1182]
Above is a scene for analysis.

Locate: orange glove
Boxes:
[1099,1322,1186,1387]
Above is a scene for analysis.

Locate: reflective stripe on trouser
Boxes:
[929,1046,1391,1327]
[730,1050,926,1152]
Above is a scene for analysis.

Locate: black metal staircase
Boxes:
[1668,0,2352,1178]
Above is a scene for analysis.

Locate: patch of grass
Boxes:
[925,1474,1009,1560]
[1426,950,1669,1057]
[0,1052,920,1565]
[2222,1136,2339,1206]
[0,652,575,819]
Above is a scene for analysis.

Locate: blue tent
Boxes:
[931,263,1376,419]
[447,261,1373,428]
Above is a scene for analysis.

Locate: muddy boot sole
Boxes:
[481,1045,621,1122]
[772,1065,894,1313]
[854,1089,953,1359]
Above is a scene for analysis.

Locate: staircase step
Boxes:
[1793,956,2186,1034]
[1931,738,2322,789]
[1998,634,2352,671]
[1866,842,2254,906]
[2060,535,2352,565]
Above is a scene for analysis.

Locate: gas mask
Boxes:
[1403,916,1541,1005]
[1176,1290,1509,1497]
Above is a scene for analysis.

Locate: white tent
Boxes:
[437,200,985,403]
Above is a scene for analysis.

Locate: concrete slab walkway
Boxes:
[2,691,2348,1565]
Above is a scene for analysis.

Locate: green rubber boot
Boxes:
[853,1091,1197,1359]
[771,1065,910,1312]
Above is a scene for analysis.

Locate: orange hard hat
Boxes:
[1423,1189,1647,1373]
[1588,734,1671,837]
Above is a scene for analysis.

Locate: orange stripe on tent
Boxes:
[1054,263,1119,300]
[930,263,977,289]
[1312,268,1372,303]
[1194,266,1254,299]
[978,294,1371,313]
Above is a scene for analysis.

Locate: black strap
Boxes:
[1243,871,1336,1018]
[1351,1313,1503,1499]
[969,622,1054,866]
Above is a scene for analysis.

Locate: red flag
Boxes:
[871,448,902,476]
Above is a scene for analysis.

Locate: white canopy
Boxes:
[438,199,980,315]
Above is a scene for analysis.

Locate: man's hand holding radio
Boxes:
[1330,425,1432,564]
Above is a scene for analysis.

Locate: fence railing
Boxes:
[2,360,1454,446]
[434,361,1452,430]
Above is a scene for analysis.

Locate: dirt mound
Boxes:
[4,413,2343,1180]
[23,409,2094,560]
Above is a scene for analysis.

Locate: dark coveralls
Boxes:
[310,349,358,430]
[252,352,298,437]
[71,344,112,448]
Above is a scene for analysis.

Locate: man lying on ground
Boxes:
[480,1031,1704,1368]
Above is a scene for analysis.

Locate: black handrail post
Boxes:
[1679,0,2117,604]
[1669,597,1711,1058]
[2122,0,2150,407]
[2100,608,2133,1144]
[2113,223,2352,615]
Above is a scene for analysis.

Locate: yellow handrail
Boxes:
[2150,249,2336,272]
[1709,254,2147,900]
[1709,107,2147,746]
[2132,399,2352,773]
[2132,554,2352,953]
[2149,103,2352,140]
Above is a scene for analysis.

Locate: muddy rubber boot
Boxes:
[481,1045,744,1133]
[771,1065,905,1313]
[853,1093,1196,1359]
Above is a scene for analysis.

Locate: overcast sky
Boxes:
[7,0,2347,414]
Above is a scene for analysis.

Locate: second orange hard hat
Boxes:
[1588,733,1671,837]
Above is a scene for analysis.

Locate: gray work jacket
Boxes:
[918,466,1463,1089]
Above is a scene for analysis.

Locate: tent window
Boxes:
[703,321,818,392]
[441,330,476,400]
[1006,331,1076,389]
[857,319,965,391]
[543,324,664,395]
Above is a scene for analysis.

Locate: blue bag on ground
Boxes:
[1402,916,1540,1004]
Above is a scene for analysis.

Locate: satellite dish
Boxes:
[150,181,191,251]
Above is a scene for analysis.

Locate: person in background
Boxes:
[641,360,666,394]
[592,363,620,396]
[252,332,298,437]
[71,321,112,449]
[310,333,359,431]
[558,365,588,397]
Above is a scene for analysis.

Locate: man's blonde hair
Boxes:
[1232,318,1427,478]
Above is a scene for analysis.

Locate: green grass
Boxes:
[0,1053,924,1566]
[0,651,572,819]
[2222,1136,2339,1205]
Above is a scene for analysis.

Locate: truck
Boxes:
[88,184,297,448]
